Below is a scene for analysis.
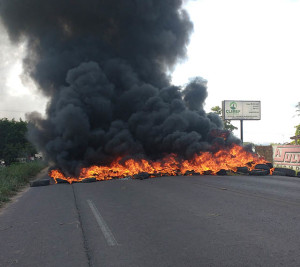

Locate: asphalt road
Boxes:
[1,174,300,267]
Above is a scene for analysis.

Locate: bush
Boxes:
[0,161,46,205]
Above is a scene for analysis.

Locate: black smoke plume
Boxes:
[0,0,240,175]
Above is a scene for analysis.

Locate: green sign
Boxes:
[228,102,240,114]
[222,100,261,120]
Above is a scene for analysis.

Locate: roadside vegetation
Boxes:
[0,161,46,206]
[0,118,46,207]
[210,106,238,132]
[291,102,300,145]
[0,118,38,165]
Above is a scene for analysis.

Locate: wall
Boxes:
[272,145,300,171]
[255,145,273,164]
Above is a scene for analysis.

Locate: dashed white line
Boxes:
[87,199,119,246]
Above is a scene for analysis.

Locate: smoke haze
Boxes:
[0,0,240,175]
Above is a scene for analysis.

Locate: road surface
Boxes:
[1,174,300,266]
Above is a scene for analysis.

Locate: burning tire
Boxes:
[273,168,296,177]
[249,169,269,176]
[216,169,227,176]
[266,162,273,169]
[81,177,97,183]
[133,172,150,180]
[272,170,285,176]
[30,179,50,187]
[236,167,249,174]
[255,164,270,172]
[254,164,270,175]
[56,178,70,184]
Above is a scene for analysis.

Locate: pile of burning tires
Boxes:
[236,163,299,177]
[30,164,300,187]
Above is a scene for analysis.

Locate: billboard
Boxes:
[273,145,300,171]
[222,100,261,120]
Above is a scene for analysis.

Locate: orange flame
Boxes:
[49,144,270,184]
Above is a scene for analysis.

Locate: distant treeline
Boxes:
[0,118,37,165]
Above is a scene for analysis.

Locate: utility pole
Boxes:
[240,120,243,144]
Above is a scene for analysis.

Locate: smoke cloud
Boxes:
[0,0,240,175]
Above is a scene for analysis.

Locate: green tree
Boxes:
[292,102,300,144]
[0,118,37,165]
[295,124,300,134]
[211,106,238,132]
[291,124,300,145]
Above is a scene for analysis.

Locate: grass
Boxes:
[0,161,46,206]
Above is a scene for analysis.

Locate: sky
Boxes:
[0,0,299,145]
[0,22,47,122]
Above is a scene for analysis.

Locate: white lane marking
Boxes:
[87,199,119,246]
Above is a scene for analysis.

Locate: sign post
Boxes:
[240,120,243,143]
[222,100,261,143]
